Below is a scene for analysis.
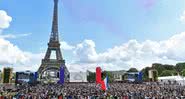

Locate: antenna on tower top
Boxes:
[50,0,59,42]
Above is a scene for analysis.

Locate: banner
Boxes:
[138,72,143,81]
[101,80,106,91]
[96,67,102,84]
[34,72,38,81]
[59,66,65,84]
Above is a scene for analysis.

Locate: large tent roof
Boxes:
[158,76,185,81]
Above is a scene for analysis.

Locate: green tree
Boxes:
[153,70,158,81]
[163,64,175,71]
[152,63,176,76]
[151,63,163,76]
[175,63,185,73]
[180,69,185,77]
[102,71,114,83]
[160,70,176,76]
[141,67,151,81]
[127,68,138,72]
[87,72,96,82]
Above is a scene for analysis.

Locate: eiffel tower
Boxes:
[38,0,69,82]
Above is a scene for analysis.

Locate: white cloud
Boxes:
[0,10,12,29]
[0,10,43,72]
[0,33,32,39]
[16,33,32,38]
[73,40,98,63]
[180,10,185,23]
[61,41,75,50]
[0,10,31,39]
[0,39,44,71]
[0,30,184,72]
[0,38,28,65]
[14,52,44,72]
[72,32,185,71]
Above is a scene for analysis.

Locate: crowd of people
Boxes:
[0,82,185,99]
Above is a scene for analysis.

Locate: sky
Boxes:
[1,0,185,72]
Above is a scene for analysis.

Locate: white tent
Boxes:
[158,76,185,85]
[70,72,87,82]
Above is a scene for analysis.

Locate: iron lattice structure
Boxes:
[38,0,69,82]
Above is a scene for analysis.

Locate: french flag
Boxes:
[101,76,109,91]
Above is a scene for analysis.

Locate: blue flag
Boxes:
[34,72,38,81]
[59,66,65,84]
[138,72,143,81]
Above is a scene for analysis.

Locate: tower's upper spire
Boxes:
[50,0,59,42]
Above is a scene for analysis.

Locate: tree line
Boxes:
[87,62,185,82]
[142,62,185,81]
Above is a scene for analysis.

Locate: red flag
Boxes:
[21,96,24,99]
[59,96,63,99]
[96,67,102,84]
[100,80,106,91]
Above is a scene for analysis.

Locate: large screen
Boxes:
[15,72,34,83]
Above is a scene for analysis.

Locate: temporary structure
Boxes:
[158,75,185,85]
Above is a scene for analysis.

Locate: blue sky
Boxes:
[1,0,185,71]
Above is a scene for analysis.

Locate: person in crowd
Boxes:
[0,82,185,99]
